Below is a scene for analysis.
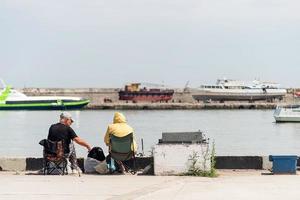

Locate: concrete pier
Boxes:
[1,157,299,199]
[20,88,296,110]
[1,170,300,200]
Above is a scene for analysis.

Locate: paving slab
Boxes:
[0,170,299,200]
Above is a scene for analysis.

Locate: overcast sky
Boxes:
[1,0,300,88]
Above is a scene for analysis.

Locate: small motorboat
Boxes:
[273,105,300,122]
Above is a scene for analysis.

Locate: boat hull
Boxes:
[273,106,300,122]
[274,116,300,123]
[192,87,287,102]
[119,91,174,102]
[0,100,89,110]
[192,93,285,102]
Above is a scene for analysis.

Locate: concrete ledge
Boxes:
[0,156,291,172]
[25,158,43,171]
[24,157,153,172]
[0,158,26,171]
[216,156,263,169]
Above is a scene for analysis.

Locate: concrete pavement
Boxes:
[0,170,300,200]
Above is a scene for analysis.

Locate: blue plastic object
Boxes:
[107,158,116,172]
[269,155,298,174]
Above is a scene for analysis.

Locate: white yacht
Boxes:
[192,79,287,102]
[273,105,300,122]
[0,81,89,110]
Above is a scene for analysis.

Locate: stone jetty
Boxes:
[20,88,298,110]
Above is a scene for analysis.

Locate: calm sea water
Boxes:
[1,110,300,157]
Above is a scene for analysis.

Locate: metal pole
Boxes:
[141,138,144,156]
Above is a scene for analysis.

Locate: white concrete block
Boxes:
[262,156,273,170]
[0,158,26,171]
[153,144,211,175]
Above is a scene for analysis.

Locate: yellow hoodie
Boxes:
[104,112,137,152]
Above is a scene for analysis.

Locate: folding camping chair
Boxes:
[109,133,136,174]
[39,139,68,175]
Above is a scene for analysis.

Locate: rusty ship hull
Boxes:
[119,83,174,102]
[119,90,174,102]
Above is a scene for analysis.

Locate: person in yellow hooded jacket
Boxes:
[104,112,137,152]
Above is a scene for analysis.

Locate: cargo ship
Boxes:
[119,83,174,102]
[192,79,287,102]
[0,82,89,110]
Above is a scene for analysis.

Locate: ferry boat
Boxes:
[274,105,300,122]
[0,82,89,110]
[119,83,174,102]
[192,79,287,102]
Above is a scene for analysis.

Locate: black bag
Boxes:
[88,147,106,161]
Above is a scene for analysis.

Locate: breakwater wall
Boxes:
[20,88,296,110]
[1,156,295,172]
[83,102,279,110]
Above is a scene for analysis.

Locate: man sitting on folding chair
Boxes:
[47,112,92,174]
[104,112,137,174]
[39,138,68,175]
